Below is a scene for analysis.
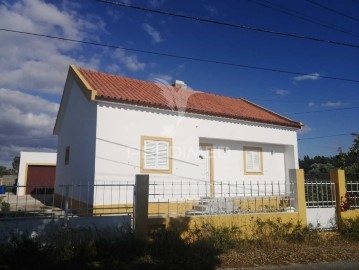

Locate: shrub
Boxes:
[252,218,321,244]
[1,201,10,212]
[341,192,355,211]
[338,217,359,240]
[188,223,243,251]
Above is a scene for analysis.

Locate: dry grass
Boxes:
[219,233,359,268]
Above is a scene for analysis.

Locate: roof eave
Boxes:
[53,65,98,135]
[96,96,302,129]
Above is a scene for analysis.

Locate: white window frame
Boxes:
[141,136,172,174]
[243,146,263,175]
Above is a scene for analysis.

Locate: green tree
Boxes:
[12,156,20,174]
[299,155,336,174]
[308,163,334,174]
[0,165,11,176]
[343,134,359,175]
[299,155,312,173]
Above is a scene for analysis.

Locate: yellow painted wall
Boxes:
[148,212,300,237]
[341,210,359,220]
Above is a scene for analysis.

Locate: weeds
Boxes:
[187,223,243,250]
[253,218,321,244]
[1,200,10,212]
[338,217,359,240]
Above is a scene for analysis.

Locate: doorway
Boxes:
[199,144,214,197]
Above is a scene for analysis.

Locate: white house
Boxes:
[17,152,57,195]
[53,65,302,207]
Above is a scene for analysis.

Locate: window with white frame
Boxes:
[141,137,172,173]
[243,147,263,174]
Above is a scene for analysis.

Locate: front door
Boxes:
[199,144,214,197]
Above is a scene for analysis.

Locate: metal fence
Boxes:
[304,179,336,208]
[0,183,134,220]
[148,180,296,217]
[0,179,299,220]
[346,176,359,209]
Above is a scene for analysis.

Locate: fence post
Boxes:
[290,169,307,225]
[330,169,346,219]
[134,174,149,241]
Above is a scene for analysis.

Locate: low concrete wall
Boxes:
[148,212,300,236]
[0,215,131,242]
[306,208,336,229]
[341,210,359,219]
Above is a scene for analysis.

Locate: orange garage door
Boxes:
[26,165,56,194]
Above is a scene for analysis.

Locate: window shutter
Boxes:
[245,148,262,173]
[143,140,169,170]
[144,140,156,169]
[252,151,261,171]
[157,141,169,169]
[246,151,254,170]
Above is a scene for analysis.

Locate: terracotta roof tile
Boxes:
[77,67,302,128]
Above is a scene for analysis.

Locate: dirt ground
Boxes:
[218,233,359,269]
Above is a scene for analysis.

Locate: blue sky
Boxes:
[0,0,358,167]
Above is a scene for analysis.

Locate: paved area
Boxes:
[221,260,359,270]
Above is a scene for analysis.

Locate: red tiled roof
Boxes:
[76,67,302,128]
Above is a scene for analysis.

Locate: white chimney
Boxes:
[173,80,187,88]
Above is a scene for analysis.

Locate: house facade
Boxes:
[53,65,302,207]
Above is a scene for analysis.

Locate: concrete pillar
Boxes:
[290,169,307,225]
[134,174,149,241]
[330,169,346,218]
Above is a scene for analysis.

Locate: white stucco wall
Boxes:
[17,152,57,196]
[94,102,299,205]
[54,78,97,204]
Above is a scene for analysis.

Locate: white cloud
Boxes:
[113,49,146,71]
[321,101,344,108]
[204,5,218,16]
[308,101,315,107]
[0,0,105,166]
[0,0,103,94]
[0,88,58,166]
[142,23,163,43]
[293,72,320,81]
[0,105,54,134]
[297,125,313,135]
[275,89,289,96]
[0,88,58,135]
[0,145,56,168]
[105,63,122,74]
[149,73,173,83]
[0,88,59,115]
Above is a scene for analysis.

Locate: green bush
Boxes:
[1,201,10,212]
[188,223,243,251]
[252,218,321,244]
[338,217,359,240]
